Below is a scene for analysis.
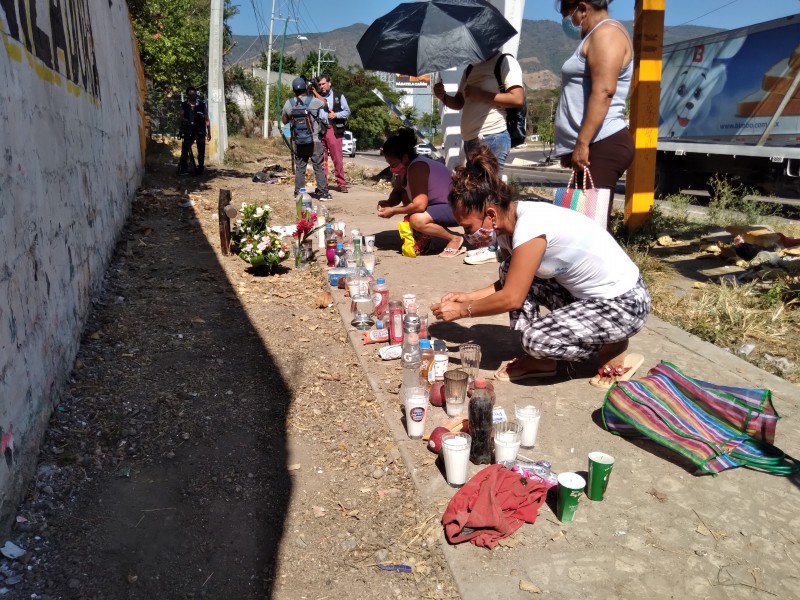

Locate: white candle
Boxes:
[405,391,427,439]
[516,405,541,448]
[494,430,521,464]
[442,436,470,487]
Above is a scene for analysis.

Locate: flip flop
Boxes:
[589,353,645,389]
[493,358,557,382]
[439,245,466,258]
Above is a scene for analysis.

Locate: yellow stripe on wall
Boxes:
[634,127,658,149]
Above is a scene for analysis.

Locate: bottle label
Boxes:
[409,407,426,422]
[434,355,449,380]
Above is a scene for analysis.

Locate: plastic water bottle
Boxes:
[301,187,313,215]
[401,311,422,400]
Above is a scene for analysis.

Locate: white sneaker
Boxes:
[463,247,498,265]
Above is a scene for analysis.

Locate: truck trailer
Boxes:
[655,15,800,198]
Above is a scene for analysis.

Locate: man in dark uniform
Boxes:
[178,86,211,176]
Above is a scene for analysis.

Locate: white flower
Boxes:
[257,241,268,251]
[244,243,253,252]
[278,250,285,258]
[261,235,269,243]
[255,207,264,217]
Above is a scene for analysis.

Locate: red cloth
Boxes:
[441,464,547,549]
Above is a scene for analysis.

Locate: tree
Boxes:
[299,51,338,79]
[258,51,297,75]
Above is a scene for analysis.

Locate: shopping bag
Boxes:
[397,219,417,258]
[602,361,797,476]
[552,168,610,229]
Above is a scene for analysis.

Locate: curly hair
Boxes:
[382,128,418,160]
[448,145,514,214]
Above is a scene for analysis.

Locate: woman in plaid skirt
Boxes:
[430,145,650,389]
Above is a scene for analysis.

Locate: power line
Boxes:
[664,0,740,31]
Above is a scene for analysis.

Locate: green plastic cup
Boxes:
[556,472,586,522]
[587,451,615,501]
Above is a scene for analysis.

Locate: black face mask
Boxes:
[188,93,197,101]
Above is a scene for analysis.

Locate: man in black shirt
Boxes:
[178,86,211,176]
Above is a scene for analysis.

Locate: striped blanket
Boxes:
[602,362,797,476]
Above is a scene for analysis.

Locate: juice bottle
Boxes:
[418,339,435,393]
[371,278,389,319]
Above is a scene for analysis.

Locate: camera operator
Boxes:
[177,86,211,176]
[311,73,351,193]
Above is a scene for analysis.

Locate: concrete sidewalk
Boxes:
[324,182,800,600]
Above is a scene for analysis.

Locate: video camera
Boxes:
[309,77,322,95]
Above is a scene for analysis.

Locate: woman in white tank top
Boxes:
[554,0,635,215]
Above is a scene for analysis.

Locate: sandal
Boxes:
[439,239,466,258]
[493,357,557,382]
[589,353,645,389]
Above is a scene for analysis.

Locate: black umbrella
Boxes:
[356,0,518,77]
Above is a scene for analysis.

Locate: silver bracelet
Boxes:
[467,303,472,318]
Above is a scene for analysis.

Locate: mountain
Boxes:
[228,20,722,90]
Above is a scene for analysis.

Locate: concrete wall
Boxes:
[0,0,145,525]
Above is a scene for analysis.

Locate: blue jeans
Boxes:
[464,130,511,172]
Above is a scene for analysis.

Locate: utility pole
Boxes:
[263,10,299,138]
[262,0,277,138]
[207,0,227,162]
[316,42,336,77]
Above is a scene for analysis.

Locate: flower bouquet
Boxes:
[231,203,289,271]
[292,206,325,268]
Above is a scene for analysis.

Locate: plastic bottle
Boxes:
[372,277,390,319]
[388,300,404,344]
[353,237,364,268]
[334,243,346,268]
[419,339,435,393]
[433,339,449,381]
[401,311,422,400]
[468,378,495,465]
[301,187,313,215]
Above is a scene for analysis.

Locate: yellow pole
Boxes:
[625,0,665,234]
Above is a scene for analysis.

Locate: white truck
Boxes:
[655,15,800,198]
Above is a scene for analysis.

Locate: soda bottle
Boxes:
[388,300,404,345]
[468,378,495,465]
[353,237,364,268]
[371,277,389,319]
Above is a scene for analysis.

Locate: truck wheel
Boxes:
[654,163,679,198]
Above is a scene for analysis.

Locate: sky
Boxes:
[228,0,800,39]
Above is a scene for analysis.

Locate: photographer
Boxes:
[282,77,332,200]
[177,86,211,176]
[312,73,351,193]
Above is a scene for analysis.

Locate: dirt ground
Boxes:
[3,138,798,599]
[0,143,458,599]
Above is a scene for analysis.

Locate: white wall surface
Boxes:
[0,0,144,526]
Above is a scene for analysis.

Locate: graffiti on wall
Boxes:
[0,0,100,101]
[0,424,14,469]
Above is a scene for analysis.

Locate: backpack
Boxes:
[290,96,317,149]
[465,54,528,148]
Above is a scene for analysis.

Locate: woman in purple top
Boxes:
[377,129,465,257]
